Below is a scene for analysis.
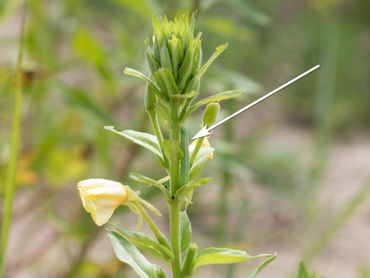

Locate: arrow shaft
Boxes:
[208,64,320,132]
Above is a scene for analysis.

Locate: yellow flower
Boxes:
[77,179,128,226]
[189,138,213,160]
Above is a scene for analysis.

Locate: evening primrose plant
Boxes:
[77,13,275,278]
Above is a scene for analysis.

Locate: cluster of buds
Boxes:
[145,13,202,102]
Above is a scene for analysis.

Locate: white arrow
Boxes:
[192,64,320,140]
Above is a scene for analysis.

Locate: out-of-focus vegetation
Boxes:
[0,0,369,277]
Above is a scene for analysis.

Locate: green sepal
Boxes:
[154,68,180,96]
[145,40,160,74]
[178,38,200,90]
[168,35,183,79]
[160,44,172,71]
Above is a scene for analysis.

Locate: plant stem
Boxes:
[0,4,27,275]
[169,200,181,277]
[169,103,182,277]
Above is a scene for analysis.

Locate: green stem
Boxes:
[0,5,26,275]
[169,200,181,277]
[169,103,182,277]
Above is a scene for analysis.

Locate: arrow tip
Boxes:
[192,126,213,140]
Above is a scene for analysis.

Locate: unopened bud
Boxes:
[203,102,220,127]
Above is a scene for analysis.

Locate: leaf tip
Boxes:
[104,125,115,131]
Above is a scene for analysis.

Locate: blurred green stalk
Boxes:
[303,178,370,262]
[0,3,27,274]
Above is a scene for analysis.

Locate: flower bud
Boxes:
[77,179,129,226]
[147,13,202,97]
[202,102,220,127]
[189,138,213,160]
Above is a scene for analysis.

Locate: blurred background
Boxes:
[1,0,370,277]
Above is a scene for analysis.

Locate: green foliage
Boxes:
[107,230,167,278]
[193,248,273,270]
[297,262,324,278]
[104,126,164,163]
[180,211,192,252]
[109,226,173,260]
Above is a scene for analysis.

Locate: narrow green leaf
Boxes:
[198,43,228,78]
[180,211,192,252]
[298,262,309,278]
[107,230,165,278]
[104,126,163,162]
[175,177,212,201]
[248,253,277,278]
[124,67,160,91]
[109,227,173,261]
[187,89,247,116]
[130,172,169,198]
[194,248,273,269]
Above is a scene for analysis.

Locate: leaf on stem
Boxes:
[180,211,192,252]
[194,247,273,269]
[124,67,160,91]
[175,177,212,201]
[186,89,247,116]
[104,126,164,163]
[107,230,167,278]
[130,172,169,198]
[198,43,228,78]
[108,227,173,261]
[248,253,277,278]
